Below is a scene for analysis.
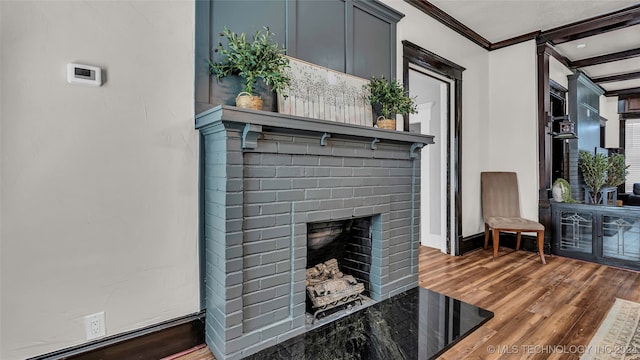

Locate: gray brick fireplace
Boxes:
[195,105,433,360]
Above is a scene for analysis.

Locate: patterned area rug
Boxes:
[581,298,640,360]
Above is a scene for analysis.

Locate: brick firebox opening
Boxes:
[307,217,373,297]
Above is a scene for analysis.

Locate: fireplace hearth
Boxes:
[195,105,434,360]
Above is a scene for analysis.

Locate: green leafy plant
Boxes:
[579,150,611,204]
[364,76,418,119]
[607,153,629,188]
[209,27,290,96]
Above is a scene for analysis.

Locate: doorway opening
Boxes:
[408,66,451,253]
[402,41,464,256]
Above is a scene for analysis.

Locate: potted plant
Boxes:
[579,150,609,204]
[579,150,629,205]
[364,76,417,129]
[209,26,290,110]
[607,153,629,189]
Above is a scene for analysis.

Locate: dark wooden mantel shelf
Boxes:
[195,105,435,148]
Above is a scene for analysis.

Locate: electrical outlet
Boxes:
[84,312,106,340]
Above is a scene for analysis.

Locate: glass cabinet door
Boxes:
[601,215,640,262]
[558,211,593,254]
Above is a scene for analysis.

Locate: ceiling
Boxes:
[420,0,640,96]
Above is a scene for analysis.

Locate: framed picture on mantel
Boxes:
[278,56,373,127]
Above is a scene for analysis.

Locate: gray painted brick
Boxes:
[276,190,305,202]
[276,166,306,178]
[260,295,290,313]
[275,214,291,226]
[244,264,276,281]
[292,178,318,189]
[354,148,375,158]
[244,191,276,204]
[245,166,276,178]
[274,283,292,297]
[261,179,291,190]
[225,332,261,354]
[226,206,243,219]
[261,249,289,264]
[261,154,292,166]
[243,279,260,294]
[306,144,333,156]
[276,260,291,273]
[332,147,356,157]
[343,198,365,208]
[276,238,292,250]
[227,165,243,179]
[278,142,308,154]
[312,167,331,177]
[227,258,243,273]
[318,157,342,166]
[292,155,319,166]
[226,193,243,206]
[295,200,321,212]
[319,199,343,210]
[243,311,277,333]
[261,225,290,240]
[244,179,260,191]
[244,240,277,256]
[331,187,354,198]
[244,254,261,269]
[244,154,263,165]
[343,157,365,167]
[306,209,333,222]
[259,272,289,289]
[243,287,276,306]
[330,167,352,177]
[305,188,331,200]
[332,208,353,220]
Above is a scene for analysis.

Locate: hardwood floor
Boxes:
[421,246,640,360]
[172,246,640,360]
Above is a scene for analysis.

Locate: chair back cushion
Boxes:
[481,172,521,221]
[634,183,640,195]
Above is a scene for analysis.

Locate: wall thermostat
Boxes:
[67,63,102,86]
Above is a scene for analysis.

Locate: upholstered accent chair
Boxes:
[481,172,546,264]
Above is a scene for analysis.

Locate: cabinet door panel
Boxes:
[295,0,346,72]
[353,7,391,80]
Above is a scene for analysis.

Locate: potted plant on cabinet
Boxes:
[209,27,290,110]
[364,76,417,129]
[579,150,629,205]
[607,153,629,189]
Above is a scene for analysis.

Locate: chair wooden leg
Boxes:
[537,230,546,264]
[492,228,500,261]
[516,232,522,251]
[484,224,490,250]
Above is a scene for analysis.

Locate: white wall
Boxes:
[601,95,620,148]
[0,1,199,359]
[550,56,574,90]
[381,0,491,237]
[488,41,539,221]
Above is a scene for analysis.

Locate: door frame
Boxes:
[402,40,465,255]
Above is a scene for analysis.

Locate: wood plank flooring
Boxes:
[173,246,640,359]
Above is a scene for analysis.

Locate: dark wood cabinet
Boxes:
[551,202,640,271]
